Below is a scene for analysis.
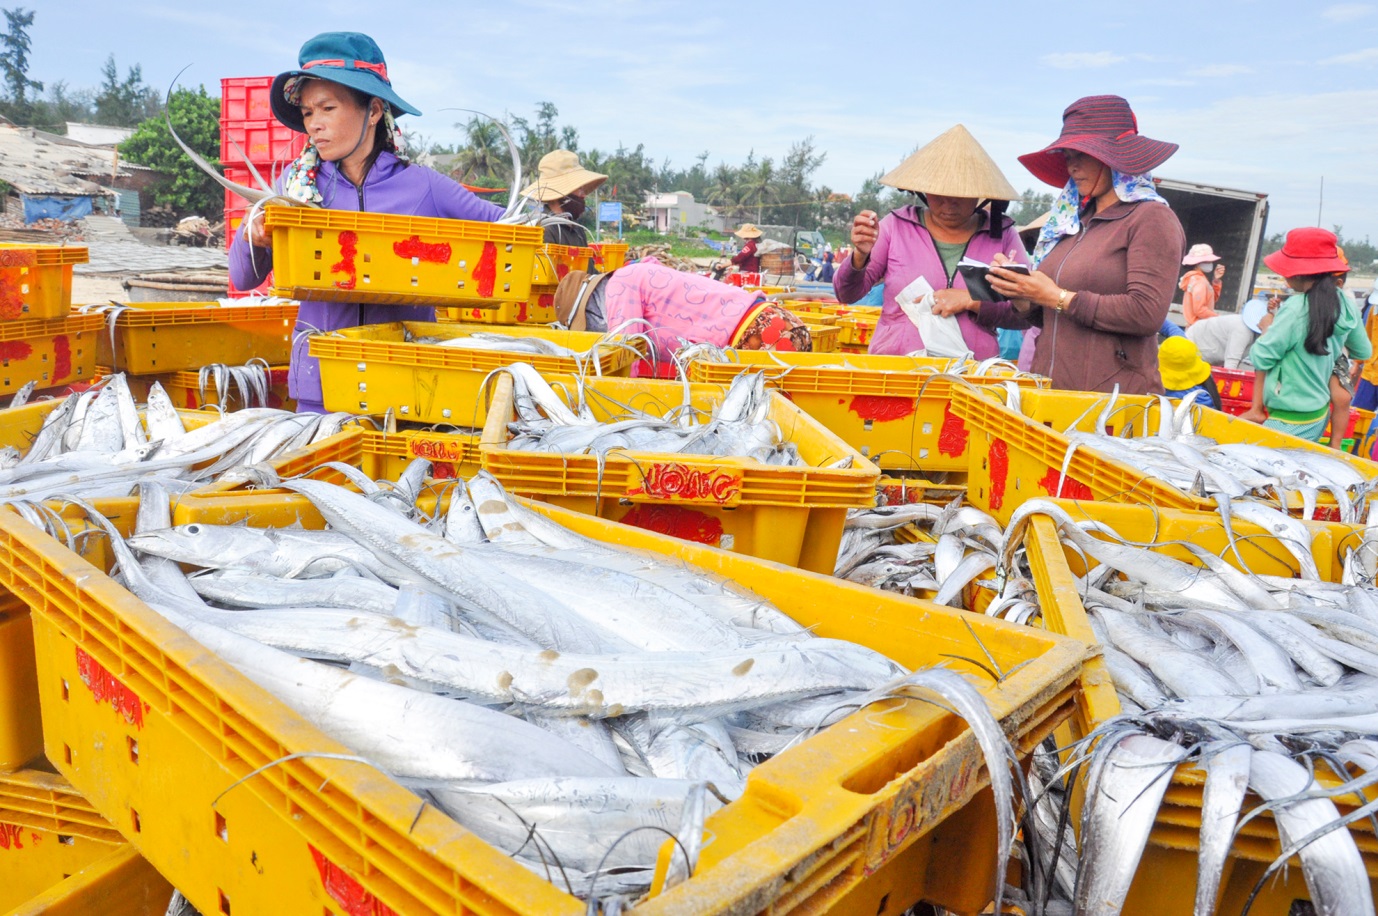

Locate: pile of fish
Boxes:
[998,497,1378,915]
[834,500,1000,610]
[498,362,816,467]
[0,373,355,541]
[195,359,277,409]
[66,468,1019,908]
[1016,386,1376,523]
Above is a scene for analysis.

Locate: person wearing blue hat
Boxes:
[229,31,505,413]
[1185,292,1273,370]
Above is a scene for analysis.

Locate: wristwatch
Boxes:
[1055,289,1070,311]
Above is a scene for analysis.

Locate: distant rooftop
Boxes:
[0,123,152,196]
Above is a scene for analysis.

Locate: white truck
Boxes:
[1155,177,1269,314]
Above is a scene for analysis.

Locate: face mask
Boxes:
[557,195,586,220]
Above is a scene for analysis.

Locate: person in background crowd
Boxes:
[835,124,1029,358]
[553,260,811,377]
[730,224,763,272]
[1187,295,1272,368]
[1242,228,1371,444]
[1158,337,1222,408]
[1180,243,1225,326]
[520,149,608,246]
[987,95,1186,394]
[1159,319,1186,339]
[819,249,836,283]
[232,31,503,413]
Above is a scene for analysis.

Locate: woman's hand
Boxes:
[1214,264,1227,281]
[931,289,977,317]
[1239,406,1268,424]
[248,212,270,248]
[849,210,879,266]
[988,265,1064,308]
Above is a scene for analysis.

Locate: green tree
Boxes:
[0,7,41,117]
[121,86,220,218]
[93,56,159,127]
[1010,188,1054,227]
[738,156,778,223]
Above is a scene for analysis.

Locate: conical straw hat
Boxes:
[879,124,1020,201]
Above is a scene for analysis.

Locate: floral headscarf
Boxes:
[1031,170,1168,266]
[278,75,407,205]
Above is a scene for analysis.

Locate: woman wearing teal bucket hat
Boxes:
[229,32,504,413]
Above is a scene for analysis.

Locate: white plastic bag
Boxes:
[895,275,973,359]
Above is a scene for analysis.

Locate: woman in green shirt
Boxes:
[1243,228,1371,442]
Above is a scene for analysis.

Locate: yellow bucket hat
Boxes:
[1158,336,1212,391]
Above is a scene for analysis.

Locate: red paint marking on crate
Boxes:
[75,647,148,729]
[472,241,498,298]
[626,463,741,504]
[538,293,554,308]
[1037,467,1093,500]
[52,336,70,380]
[1314,506,1343,523]
[0,340,31,364]
[556,263,570,279]
[937,403,969,457]
[392,235,451,264]
[0,271,22,320]
[408,437,472,464]
[988,438,1009,512]
[516,302,529,322]
[331,230,359,290]
[0,823,24,850]
[0,249,35,268]
[848,394,914,423]
[620,504,725,545]
[309,845,398,916]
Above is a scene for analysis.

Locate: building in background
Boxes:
[642,191,725,234]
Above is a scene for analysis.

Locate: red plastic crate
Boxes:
[220,76,275,122]
[1211,366,1253,400]
[220,118,303,167]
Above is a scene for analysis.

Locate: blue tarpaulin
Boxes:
[22,194,93,223]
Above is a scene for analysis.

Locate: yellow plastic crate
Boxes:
[265,205,544,306]
[7,492,1082,916]
[310,320,643,425]
[0,246,87,321]
[877,474,968,506]
[953,386,1378,523]
[105,365,293,412]
[589,241,628,271]
[1022,501,1378,912]
[531,242,598,286]
[481,373,880,572]
[806,322,839,352]
[687,351,1045,472]
[0,768,132,912]
[437,299,557,325]
[836,313,877,348]
[0,313,102,396]
[95,300,297,374]
[3,844,173,916]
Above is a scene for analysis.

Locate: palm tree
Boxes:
[706,163,739,220]
[453,117,505,186]
[740,158,778,224]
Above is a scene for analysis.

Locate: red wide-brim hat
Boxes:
[1263,227,1349,278]
[1019,95,1179,188]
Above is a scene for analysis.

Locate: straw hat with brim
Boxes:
[1182,243,1221,266]
[521,150,609,203]
[734,224,763,239]
[879,125,1020,201]
[1019,95,1178,189]
[1159,336,1212,391]
[554,270,614,331]
[1263,227,1349,278]
[271,32,420,133]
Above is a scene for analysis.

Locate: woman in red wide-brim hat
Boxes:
[1241,227,1372,442]
[981,95,1186,395]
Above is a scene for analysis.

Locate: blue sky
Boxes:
[27,0,1378,240]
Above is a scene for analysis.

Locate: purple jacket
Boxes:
[229,151,504,412]
[832,206,1030,358]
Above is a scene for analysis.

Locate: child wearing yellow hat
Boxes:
[1158,337,1221,409]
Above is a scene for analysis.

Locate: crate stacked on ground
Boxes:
[0,245,88,320]
[781,300,880,353]
[98,365,294,412]
[480,372,882,572]
[95,301,297,380]
[685,350,1046,474]
[1019,500,1378,913]
[1211,365,1373,450]
[0,477,1082,916]
[951,385,1378,523]
[220,76,306,297]
[308,320,643,424]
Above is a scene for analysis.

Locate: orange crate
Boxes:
[589,241,628,271]
[0,313,102,395]
[94,301,296,375]
[0,246,87,321]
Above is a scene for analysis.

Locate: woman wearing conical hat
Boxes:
[834,125,1029,358]
[520,149,608,246]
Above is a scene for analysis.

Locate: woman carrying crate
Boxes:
[230,32,504,413]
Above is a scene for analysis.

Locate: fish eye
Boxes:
[185,525,201,535]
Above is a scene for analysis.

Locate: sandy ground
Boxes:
[72,275,130,304]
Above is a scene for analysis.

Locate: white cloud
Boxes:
[1324,3,1375,21]
[1040,51,1125,70]
[1324,47,1378,65]
[1188,64,1253,77]
[1137,78,1197,87]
